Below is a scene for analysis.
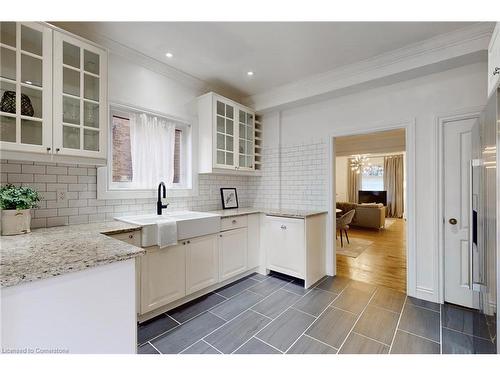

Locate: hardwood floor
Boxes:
[336,218,407,293]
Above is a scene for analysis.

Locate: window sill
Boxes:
[97,167,198,200]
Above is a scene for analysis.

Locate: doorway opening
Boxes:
[333,128,407,293]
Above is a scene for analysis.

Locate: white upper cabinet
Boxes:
[198,92,259,175]
[0,22,52,153]
[488,22,500,98]
[0,22,107,162]
[53,31,107,158]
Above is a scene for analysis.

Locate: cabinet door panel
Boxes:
[0,22,52,153]
[265,217,305,278]
[220,228,248,281]
[140,244,185,314]
[53,31,107,158]
[186,234,219,294]
[213,97,237,169]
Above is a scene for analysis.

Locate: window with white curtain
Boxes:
[109,108,188,190]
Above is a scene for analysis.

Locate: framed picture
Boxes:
[220,188,239,209]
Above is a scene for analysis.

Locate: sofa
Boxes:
[336,202,386,229]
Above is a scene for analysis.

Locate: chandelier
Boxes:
[350,155,370,174]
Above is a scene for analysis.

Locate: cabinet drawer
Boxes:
[221,215,248,231]
[109,230,141,247]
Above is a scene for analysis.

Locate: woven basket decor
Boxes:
[0,91,35,116]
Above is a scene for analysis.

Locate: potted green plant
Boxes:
[0,184,41,235]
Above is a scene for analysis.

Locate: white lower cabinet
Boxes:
[140,243,186,315]
[219,227,248,281]
[185,234,219,295]
[264,214,326,288]
[265,216,305,279]
[135,214,262,318]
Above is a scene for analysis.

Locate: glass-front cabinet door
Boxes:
[238,109,255,170]
[53,31,107,158]
[0,22,52,153]
[214,98,236,169]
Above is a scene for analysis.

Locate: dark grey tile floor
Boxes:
[137,273,497,354]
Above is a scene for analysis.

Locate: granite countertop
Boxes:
[0,221,144,288]
[209,207,327,219]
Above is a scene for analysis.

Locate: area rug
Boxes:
[336,237,374,258]
[384,218,397,229]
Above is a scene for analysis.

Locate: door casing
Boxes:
[328,119,416,297]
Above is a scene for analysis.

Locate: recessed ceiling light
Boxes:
[165,52,173,58]
[247,71,254,76]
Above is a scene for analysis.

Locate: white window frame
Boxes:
[97,103,198,200]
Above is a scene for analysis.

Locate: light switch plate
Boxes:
[57,190,66,202]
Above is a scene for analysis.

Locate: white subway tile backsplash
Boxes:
[8,174,33,183]
[47,183,68,191]
[57,175,78,184]
[69,215,89,225]
[68,184,87,192]
[35,174,57,183]
[34,209,58,218]
[68,199,88,208]
[58,208,79,216]
[78,175,96,184]
[1,164,21,173]
[31,218,47,229]
[79,206,97,215]
[21,164,46,174]
[79,191,97,200]
[46,166,68,175]
[47,216,69,227]
[2,139,327,229]
[68,167,88,176]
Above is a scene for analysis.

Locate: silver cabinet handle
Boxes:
[232,219,237,224]
[449,218,457,225]
[493,67,500,76]
[128,234,134,239]
[280,225,287,230]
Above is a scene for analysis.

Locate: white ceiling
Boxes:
[57,22,475,98]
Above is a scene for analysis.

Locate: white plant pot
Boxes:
[1,209,32,235]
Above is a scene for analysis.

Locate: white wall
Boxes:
[261,62,488,302]
[335,156,348,202]
[108,54,201,120]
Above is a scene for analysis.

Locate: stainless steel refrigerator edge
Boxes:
[473,88,499,352]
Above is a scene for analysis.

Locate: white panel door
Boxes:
[265,216,305,278]
[185,234,219,294]
[444,118,478,308]
[140,244,186,314]
[219,228,247,281]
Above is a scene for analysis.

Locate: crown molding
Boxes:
[48,22,210,92]
[48,22,249,103]
[245,22,495,112]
